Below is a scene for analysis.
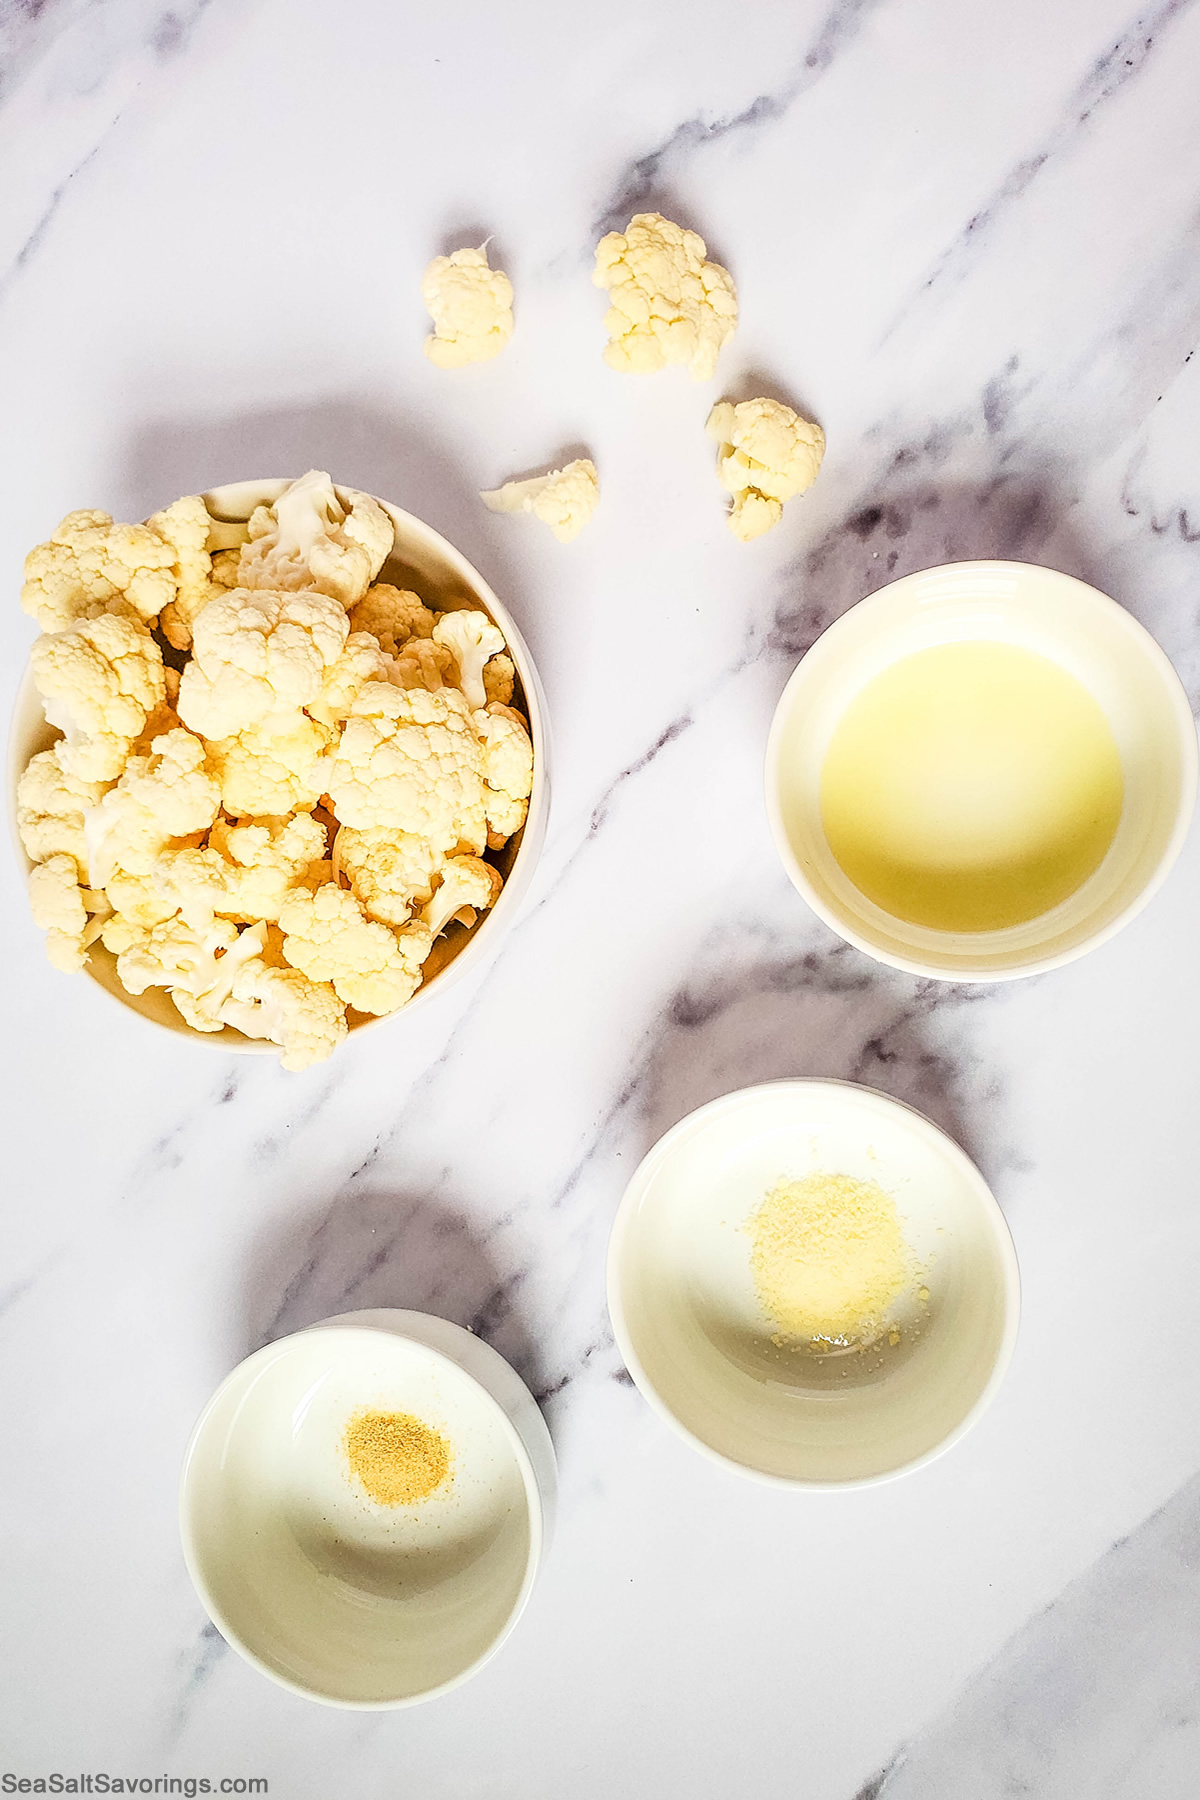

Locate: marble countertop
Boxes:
[3,0,1200,1793]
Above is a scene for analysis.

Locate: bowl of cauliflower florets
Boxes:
[8,472,547,1070]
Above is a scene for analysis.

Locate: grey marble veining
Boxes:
[860,1467,1200,1800]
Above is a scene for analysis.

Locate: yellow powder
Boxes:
[746,1171,912,1348]
[344,1409,451,1506]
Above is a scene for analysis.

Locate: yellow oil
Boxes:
[819,641,1123,933]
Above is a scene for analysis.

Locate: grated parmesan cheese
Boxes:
[746,1171,913,1349]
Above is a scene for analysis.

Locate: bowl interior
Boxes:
[767,561,1197,979]
[7,477,548,1052]
[181,1326,538,1705]
[608,1081,1018,1486]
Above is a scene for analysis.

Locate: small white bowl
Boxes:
[607,1080,1019,1488]
[7,477,550,1053]
[765,560,1197,981]
[179,1309,556,1707]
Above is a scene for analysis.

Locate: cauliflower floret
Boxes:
[84,729,220,885]
[422,246,514,368]
[429,610,506,710]
[390,638,456,693]
[177,586,349,740]
[210,810,328,890]
[307,631,393,728]
[210,548,242,589]
[483,653,516,707]
[16,746,108,867]
[111,915,268,1026]
[158,812,329,927]
[219,961,348,1070]
[593,212,737,382]
[103,867,178,935]
[206,716,334,816]
[706,398,826,541]
[27,853,111,972]
[30,614,166,783]
[348,583,436,656]
[21,510,178,633]
[481,460,599,544]
[142,848,229,933]
[333,826,444,926]
[476,702,534,846]
[421,855,503,938]
[328,681,487,851]
[150,495,218,650]
[277,883,432,1015]
[239,471,393,609]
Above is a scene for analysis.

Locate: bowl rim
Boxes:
[764,558,1199,982]
[178,1311,550,1709]
[7,475,550,1054]
[606,1076,1022,1491]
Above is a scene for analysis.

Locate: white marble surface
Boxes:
[2,0,1199,1794]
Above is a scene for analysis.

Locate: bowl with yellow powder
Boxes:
[607,1079,1019,1486]
[180,1309,555,1706]
[766,560,1196,980]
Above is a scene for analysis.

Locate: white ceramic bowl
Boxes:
[607,1079,1019,1488]
[180,1309,556,1707]
[7,478,550,1052]
[765,560,1197,981]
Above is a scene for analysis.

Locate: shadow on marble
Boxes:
[596,174,737,272]
[767,473,1098,664]
[489,439,596,487]
[717,363,824,433]
[635,928,988,1173]
[855,1463,1200,1800]
[240,1183,542,1403]
[436,219,507,264]
[122,397,531,640]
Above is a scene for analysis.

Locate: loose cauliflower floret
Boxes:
[308,631,393,728]
[477,703,534,846]
[239,471,393,609]
[84,729,220,885]
[593,212,737,382]
[421,855,503,938]
[28,853,111,972]
[431,610,505,710]
[706,398,826,541]
[277,883,431,1015]
[206,716,334,817]
[481,460,599,544]
[16,746,108,867]
[422,246,514,368]
[151,495,218,650]
[30,614,166,783]
[348,583,436,656]
[21,510,179,633]
[177,586,349,741]
[327,682,487,852]
[483,653,516,707]
[333,825,443,926]
[219,961,348,1070]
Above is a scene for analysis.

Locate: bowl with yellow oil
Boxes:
[607,1079,1019,1487]
[766,561,1197,979]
